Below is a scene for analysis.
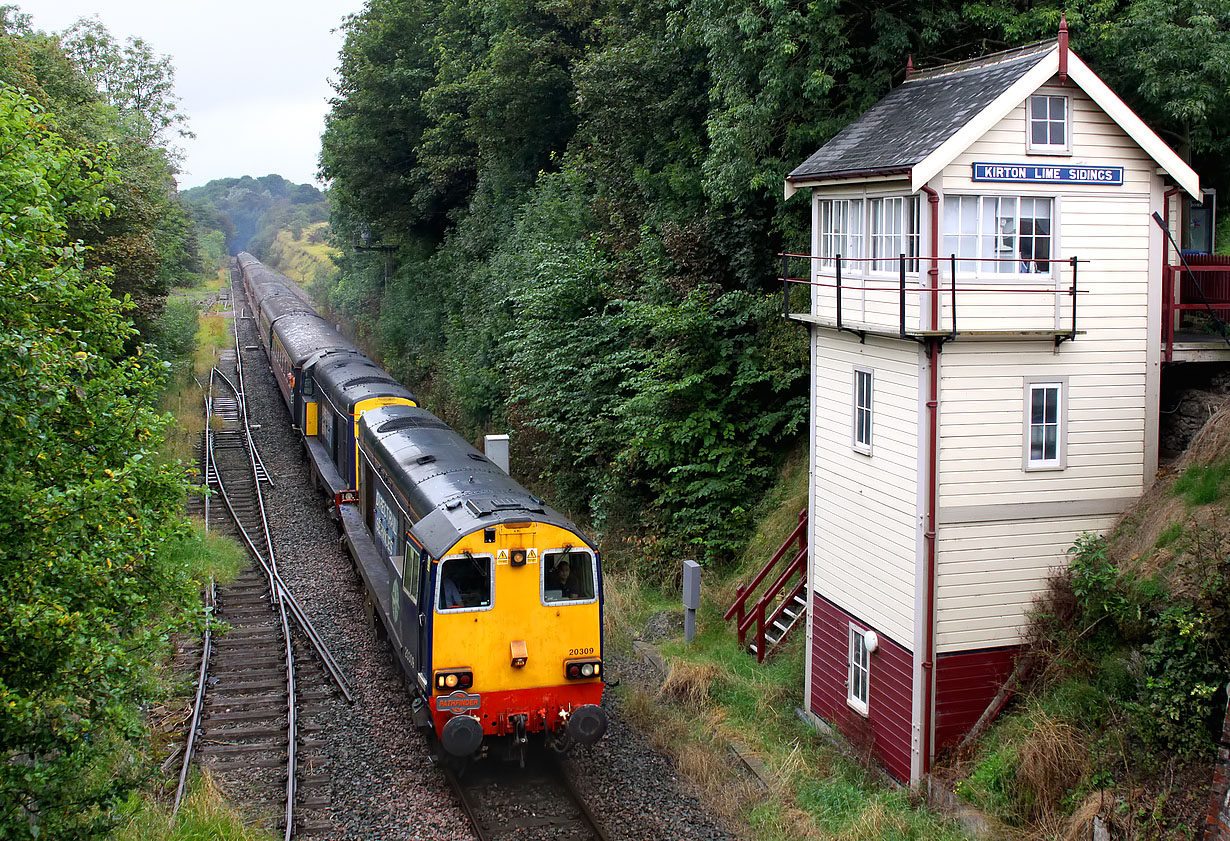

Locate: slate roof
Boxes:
[788,40,1057,183]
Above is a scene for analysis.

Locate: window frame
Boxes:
[435,553,495,614]
[540,548,599,606]
[868,196,921,274]
[817,198,865,268]
[942,194,1056,277]
[1023,377,1067,471]
[852,367,873,455]
[1027,93,1071,155]
[847,625,871,716]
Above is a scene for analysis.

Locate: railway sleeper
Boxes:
[207,680,290,695]
[208,668,293,684]
[198,741,287,756]
[205,755,288,771]
[210,625,282,639]
[209,653,289,669]
[205,707,289,723]
[205,724,289,740]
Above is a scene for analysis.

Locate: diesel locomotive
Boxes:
[236,253,607,761]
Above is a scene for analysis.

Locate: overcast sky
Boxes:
[16,0,368,189]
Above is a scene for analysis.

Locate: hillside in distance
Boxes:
[182,174,328,265]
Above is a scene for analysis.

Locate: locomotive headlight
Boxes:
[564,658,602,680]
[434,668,473,692]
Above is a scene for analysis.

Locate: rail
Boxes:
[180,327,353,838]
[443,753,610,841]
[724,509,807,662]
[208,368,354,702]
[779,252,1083,345]
[172,580,214,815]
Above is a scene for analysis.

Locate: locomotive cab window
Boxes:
[542,550,596,603]
[437,554,493,612]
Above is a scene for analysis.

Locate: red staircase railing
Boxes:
[724,508,808,662]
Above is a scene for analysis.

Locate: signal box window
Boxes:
[1028,94,1069,152]
[1025,380,1065,470]
[437,555,493,611]
[853,368,873,454]
[543,550,596,603]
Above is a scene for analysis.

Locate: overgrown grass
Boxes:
[112,774,275,841]
[161,520,246,586]
[947,493,1230,837]
[1172,458,1230,506]
[603,443,963,841]
[159,304,232,468]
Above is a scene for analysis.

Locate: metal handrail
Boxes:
[779,251,1084,341]
[723,509,806,624]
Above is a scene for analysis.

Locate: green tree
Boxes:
[0,85,195,840]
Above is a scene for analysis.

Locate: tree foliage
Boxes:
[181,174,328,259]
[0,84,197,839]
[0,11,200,338]
[0,13,205,836]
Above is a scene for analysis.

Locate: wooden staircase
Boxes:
[724,509,808,662]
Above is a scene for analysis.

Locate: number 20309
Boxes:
[568,647,594,656]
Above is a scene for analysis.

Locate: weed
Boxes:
[659,661,720,709]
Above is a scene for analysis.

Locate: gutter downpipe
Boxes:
[919,183,941,777]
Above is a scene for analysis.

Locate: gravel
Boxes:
[228,276,739,840]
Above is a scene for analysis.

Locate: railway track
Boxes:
[445,750,610,841]
[176,277,351,838]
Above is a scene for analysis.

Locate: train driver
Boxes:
[546,559,580,601]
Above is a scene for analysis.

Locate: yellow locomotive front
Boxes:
[428,519,606,759]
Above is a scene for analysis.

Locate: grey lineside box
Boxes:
[683,559,701,642]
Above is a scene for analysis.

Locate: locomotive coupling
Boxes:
[441,714,484,757]
[565,704,607,746]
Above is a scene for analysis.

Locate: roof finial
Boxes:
[906,53,914,80]
[1058,14,1069,84]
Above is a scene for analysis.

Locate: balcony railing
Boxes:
[780,253,1083,344]
[1162,255,1230,362]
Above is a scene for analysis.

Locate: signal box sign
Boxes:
[972,162,1124,185]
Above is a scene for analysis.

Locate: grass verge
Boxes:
[603,443,964,841]
[113,773,275,841]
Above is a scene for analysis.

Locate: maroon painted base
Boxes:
[933,646,1020,754]
[810,594,913,781]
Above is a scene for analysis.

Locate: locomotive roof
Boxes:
[313,353,415,413]
[358,404,589,559]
